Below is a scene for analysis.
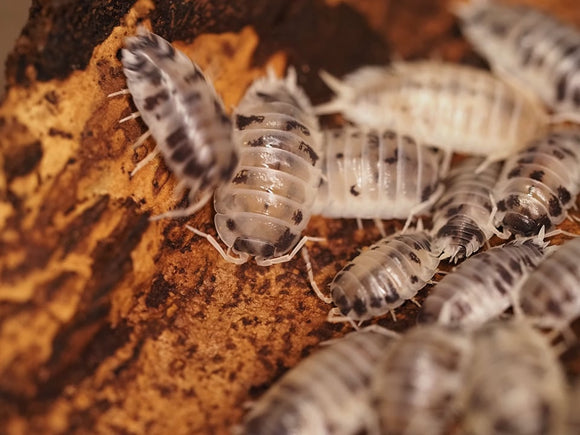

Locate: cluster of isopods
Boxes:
[110,0,580,433]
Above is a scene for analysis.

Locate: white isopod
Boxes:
[113,27,237,219]
[431,157,502,262]
[315,61,548,166]
[370,325,473,435]
[312,127,445,231]
[418,236,553,328]
[238,329,396,435]
[493,126,580,237]
[460,320,568,435]
[454,0,580,118]
[330,229,440,322]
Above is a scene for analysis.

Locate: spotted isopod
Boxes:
[493,126,580,237]
[238,329,396,435]
[431,157,502,262]
[312,127,445,230]
[329,229,440,322]
[454,0,580,117]
[370,325,473,435]
[519,237,580,332]
[113,27,237,220]
[315,61,548,166]
[459,320,568,435]
[190,68,323,268]
[418,236,553,328]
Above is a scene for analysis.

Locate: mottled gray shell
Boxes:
[519,237,580,330]
[419,238,550,328]
[312,128,444,219]
[455,0,580,114]
[121,28,236,209]
[331,230,440,322]
[240,330,395,435]
[493,126,580,236]
[316,61,547,162]
[214,69,322,263]
[460,320,567,435]
[431,157,501,262]
[371,325,472,435]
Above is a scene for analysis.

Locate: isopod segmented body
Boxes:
[419,237,552,328]
[315,61,548,163]
[330,230,440,322]
[460,320,567,435]
[239,330,396,435]
[371,325,472,435]
[454,0,580,115]
[493,126,580,237]
[431,157,502,262]
[312,127,444,220]
[212,68,323,265]
[120,27,237,218]
[519,237,580,331]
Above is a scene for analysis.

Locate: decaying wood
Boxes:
[1,0,579,434]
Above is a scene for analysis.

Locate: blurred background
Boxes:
[0,1,31,96]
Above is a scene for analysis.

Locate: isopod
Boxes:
[370,325,473,435]
[493,125,580,237]
[419,236,553,328]
[115,27,237,219]
[460,320,567,435]
[454,0,580,116]
[315,61,548,165]
[312,127,445,228]
[431,157,502,262]
[330,229,440,322]
[238,329,396,435]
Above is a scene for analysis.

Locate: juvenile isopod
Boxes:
[238,329,396,435]
[419,235,553,328]
[454,0,580,117]
[459,320,568,435]
[431,157,502,262]
[113,27,237,219]
[329,228,440,322]
[315,61,548,166]
[493,125,580,237]
[370,325,473,435]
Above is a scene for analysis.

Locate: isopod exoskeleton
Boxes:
[431,157,502,262]
[239,330,396,435]
[315,61,548,165]
[118,27,237,219]
[454,0,580,116]
[330,229,440,322]
[460,320,567,435]
[493,126,580,237]
[371,325,472,435]
[418,237,553,328]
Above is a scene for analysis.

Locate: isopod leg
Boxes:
[550,112,580,124]
[184,225,249,264]
[487,192,511,239]
[373,218,386,237]
[107,88,130,98]
[131,130,152,149]
[257,235,326,266]
[119,111,142,124]
[356,217,364,231]
[150,191,213,221]
[130,145,160,177]
[326,307,359,329]
[402,184,444,233]
[300,246,332,304]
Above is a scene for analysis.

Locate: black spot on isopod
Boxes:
[507,167,522,179]
[413,242,423,250]
[384,285,399,304]
[410,275,418,284]
[530,170,544,181]
[298,141,319,164]
[184,91,201,104]
[248,137,264,147]
[261,244,275,258]
[369,297,383,308]
[184,69,205,84]
[336,152,344,159]
[497,200,507,212]
[285,120,310,136]
[171,144,193,163]
[236,114,265,130]
[232,170,249,184]
[384,148,399,164]
[508,258,522,274]
[183,158,205,178]
[506,195,520,209]
[408,252,421,264]
[495,264,513,286]
[334,293,350,313]
[383,130,396,140]
[552,148,565,159]
[421,184,434,202]
[445,205,464,217]
[558,186,571,204]
[275,228,297,252]
[367,132,379,148]
[548,195,562,216]
[352,298,368,316]
[292,210,303,224]
[143,89,170,111]
[547,298,563,315]
[350,185,360,196]
[556,73,569,102]
[166,126,187,149]
[517,155,535,164]
[402,135,416,146]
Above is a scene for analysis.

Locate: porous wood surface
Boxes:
[1,0,579,434]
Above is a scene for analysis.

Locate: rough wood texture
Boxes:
[1,0,579,434]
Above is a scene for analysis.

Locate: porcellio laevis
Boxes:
[454,0,580,116]
[493,126,580,237]
[238,330,396,435]
[315,61,548,164]
[519,237,580,331]
[418,237,553,328]
[195,68,323,266]
[460,320,568,435]
[370,325,472,435]
[116,27,237,219]
[431,157,502,262]
[312,127,444,225]
[330,229,440,322]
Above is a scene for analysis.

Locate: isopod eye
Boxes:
[502,213,539,237]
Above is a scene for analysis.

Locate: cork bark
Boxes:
[1,0,579,434]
